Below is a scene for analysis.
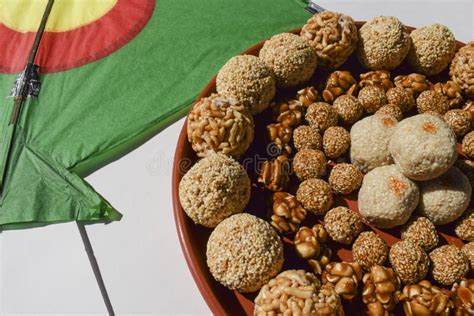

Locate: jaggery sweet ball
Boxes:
[462,242,474,271]
[358,165,419,229]
[328,163,363,195]
[401,217,439,251]
[207,213,284,292]
[358,86,388,114]
[418,167,471,225]
[259,33,317,87]
[455,209,474,241]
[416,90,449,115]
[305,102,338,131]
[293,149,327,181]
[357,16,411,70]
[187,93,254,158]
[407,23,457,76]
[350,114,397,173]
[323,126,350,159]
[296,178,333,215]
[216,55,276,115]
[352,231,388,271]
[389,114,457,181]
[376,104,403,121]
[293,125,322,151]
[463,131,474,159]
[444,109,472,137]
[324,206,363,244]
[332,95,364,125]
[179,154,251,228]
[386,87,415,113]
[389,240,429,284]
[300,11,358,69]
[429,245,469,286]
[450,41,474,99]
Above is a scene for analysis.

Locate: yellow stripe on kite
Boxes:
[0,0,117,33]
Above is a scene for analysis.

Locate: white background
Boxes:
[1,1,473,315]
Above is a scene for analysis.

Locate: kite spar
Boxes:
[0,0,54,192]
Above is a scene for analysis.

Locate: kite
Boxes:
[0,0,309,229]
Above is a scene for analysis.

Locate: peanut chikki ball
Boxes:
[407,23,457,76]
[297,178,333,216]
[416,90,449,115]
[350,114,397,173]
[444,109,472,137]
[207,214,284,292]
[389,240,430,284]
[254,270,343,316]
[358,165,419,229]
[352,232,388,271]
[259,33,317,88]
[357,16,411,70]
[359,70,394,92]
[358,86,388,114]
[293,149,327,181]
[305,102,338,131]
[386,87,415,113]
[292,125,322,151]
[187,94,254,158]
[179,154,250,228]
[216,55,276,115]
[418,167,471,225]
[432,81,464,109]
[450,41,474,99]
[301,11,358,69]
[394,73,432,97]
[322,70,358,103]
[324,206,363,244]
[323,126,350,159]
[328,163,363,195]
[332,95,364,125]
[389,114,457,181]
[429,245,469,286]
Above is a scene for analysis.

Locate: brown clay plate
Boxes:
[172,24,468,315]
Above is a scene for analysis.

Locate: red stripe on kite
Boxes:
[0,0,155,74]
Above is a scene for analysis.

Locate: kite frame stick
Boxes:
[77,222,115,315]
[0,0,54,192]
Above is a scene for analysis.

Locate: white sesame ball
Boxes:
[358,165,419,229]
[207,213,284,292]
[357,16,411,70]
[216,55,276,115]
[418,167,471,225]
[389,114,457,181]
[350,114,397,173]
[259,33,317,88]
[407,24,456,76]
[179,154,250,227]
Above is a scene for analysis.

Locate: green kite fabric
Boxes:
[0,0,310,229]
